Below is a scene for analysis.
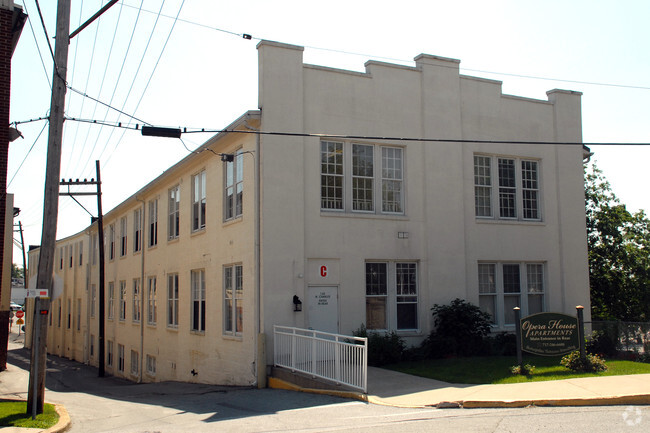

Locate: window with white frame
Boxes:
[117,344,125,372]
[321,141,404,214]
[192,170,206,231]
[130,350,139,376]
[146,354,156,375]
[108,224,115,260]
[365,261,418,331]
[59,246,64,269]
[133,208,142,252]
[119,280,126,321]
[148,199,158,247]
[147,276,157,325]
[167,274,179,328]
[132,278,141,323]
[69,245,73,268]
[78,241,83,265]
[168,185,180,240]
[191,269,206,332]
[477,262,546,328]
[224,152,243,221]
[224,264,243,335]
[108,282,114,320]
[473,154,541,221]
[120,217,127,257]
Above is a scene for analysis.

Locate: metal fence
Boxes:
[587,321,650,355]
[273,325,368,393]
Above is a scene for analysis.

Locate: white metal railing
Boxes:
[273,325,368,393]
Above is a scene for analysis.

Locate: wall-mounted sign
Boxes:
[520,312,580,356]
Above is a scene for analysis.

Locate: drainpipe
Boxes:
[136,197,145,383]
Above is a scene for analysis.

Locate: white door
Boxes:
[308,286,339,334]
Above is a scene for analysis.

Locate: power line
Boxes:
[7,121,49,189]
[22,1,51,90]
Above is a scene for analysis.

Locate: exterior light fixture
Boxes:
[293,295,302,312]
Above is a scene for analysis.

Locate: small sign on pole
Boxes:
[26,289,49,298]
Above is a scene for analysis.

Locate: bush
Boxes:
[587,329,618,357]
[560,350,608,372]
[510,364,535,375]
[353,324,406,366]
[485,332,517,356]
[424,298,492,357]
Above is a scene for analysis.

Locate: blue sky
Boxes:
[8,0,650,263]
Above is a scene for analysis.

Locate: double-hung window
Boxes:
[477,262,545,328]
[192,171,206,231]
[365,261,418,331]
[133,208,142,252]
[132,278,141,323]
[108,224,115,260]
[167,274,179,328]
[168,185,180,240]
[321,141,404,214]
[147,276,157,325]
[224,264,243,335]
[473,154,541,221]
[91,284,96,318]
[148,199,158,247]
[117,344,125,372]
[191,269,206,332]
[120,217,127,257]
[108,282,114,320]
[130,350,139,376]
[224,152,243,220]
[119,280,126,321]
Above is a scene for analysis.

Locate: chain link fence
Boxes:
[587,321,650,359]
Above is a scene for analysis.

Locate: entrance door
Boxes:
[308,286,339,334]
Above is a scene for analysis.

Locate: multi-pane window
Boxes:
[120,217,127,257]
[191,269,206,332]
[321,141,404,214]
[365,263,387,330]
[365,262,418,331]
[119,281,127,321]
[225,152,243,220]
[477,262,546,328]
[473,155,541,221]
[130,350,139,376]
[147,276,157,325]
[132,278,141,322]
[148,199,158,247]
[192,170,206,231]
[108,282,114,320]
[108,224,115,260]
[91,284,96,318]
[224,265,243,335]
[168,185,180,240]
[352,144,374,211]
[118,344,125,372]
[133,208,142,252]
[107,340,114,367]
[59,246,64,269]
[146,354,156,375]
[167,274,179,328]
[78,241,83,265]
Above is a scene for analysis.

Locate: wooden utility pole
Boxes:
[27,0,71,416]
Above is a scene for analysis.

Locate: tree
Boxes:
[585,163,650,321]
[11,263,23,280]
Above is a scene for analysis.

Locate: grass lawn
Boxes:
[0,400,59,429]
[385,355,650,384]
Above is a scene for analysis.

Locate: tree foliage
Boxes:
[585,163,650,321]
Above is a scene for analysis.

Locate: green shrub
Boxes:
[353,324,406,366]
[560,350,608,372]
[510,363,535,375]
[586,329,618,357]
[424,298,492,357]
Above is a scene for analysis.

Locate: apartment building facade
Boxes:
[27,40,591,386]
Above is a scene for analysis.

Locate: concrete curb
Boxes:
[44,404,70,433]
[268,377,368,402]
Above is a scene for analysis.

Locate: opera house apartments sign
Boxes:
[519,312,580,356]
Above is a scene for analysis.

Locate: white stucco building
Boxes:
[27,40,591,386]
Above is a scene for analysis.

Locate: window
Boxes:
[119,281,126,321]
[78,241,83,265]
[225,152,243,220]
[147,276,157,325]
[91,284,96,318]
[108,282,115,320]
[167,274,179,328]
[191,269,206,332]
[192,170,207,231]
[148,199,158,247]
[58,300,61,327]
[365,261,418,331]
[107,340,113,367]
[59,247,64,269]
[224,265,243,335]
[473,155,541,221]
[132,278,141,322]
[67,299,71,329]
[90,334,95,358]
[69,245,73,268]
[477,262,546,327]
[76,299,81,331]
[92,234,98,265]
[168,185,180,240]
[109,224,115,260]
[118,344,125,372]
[133,208,142,252]
[130,350,139,376]
[120,217,127,257]
[321,141,404,214]
[146,354,156,375]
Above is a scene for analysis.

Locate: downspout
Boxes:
[136,197,145,383]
